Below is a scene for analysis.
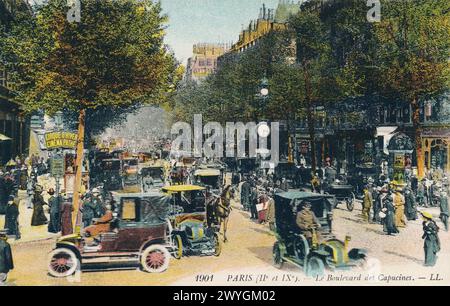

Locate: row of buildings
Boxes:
[0,0,32,165]
[185,0,450,177]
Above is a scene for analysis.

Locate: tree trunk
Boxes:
[307,101,317,173]
[411,98,423,178]
[72,109,86,234]
[302,60,317,173]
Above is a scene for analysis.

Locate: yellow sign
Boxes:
[45,132,78,149]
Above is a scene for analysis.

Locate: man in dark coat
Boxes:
[81,193,96,228]
[249,185,258,220]
[0,174,7,215]
[31,185,48,226]
[0,231,14,284]
[240,179,250,211]
[4,195,20,240]
[439,190,449,231]
[47,189,62,233]
[404,186,418,221]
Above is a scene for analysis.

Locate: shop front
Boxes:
[421,127,450,174]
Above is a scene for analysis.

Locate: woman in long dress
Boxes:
[383,196,399,235]
[31,186,48,226]
[421,211,440,267]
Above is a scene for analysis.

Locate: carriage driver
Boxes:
[296,201,321,245]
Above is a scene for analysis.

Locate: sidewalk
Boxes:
[0,175,61,245]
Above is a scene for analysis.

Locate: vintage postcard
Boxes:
[0,0,449,292]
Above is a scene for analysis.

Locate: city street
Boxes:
[3,194,450,286]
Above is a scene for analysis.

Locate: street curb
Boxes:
[10,236,57,246]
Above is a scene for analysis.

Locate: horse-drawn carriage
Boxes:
[163,185,222,258]
[48,191,172,277]
[272,191,367,277]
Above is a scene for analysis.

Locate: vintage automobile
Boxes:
[163,185,221,258]
[272,191,367,277]
[323,177,356,211]
[274,162,301,188]
[193,168,223,192]
[140,164,167,192]
[47,192,172,277]
[99,158,123,192]
[122,158,140,192]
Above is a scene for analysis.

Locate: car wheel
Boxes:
[141,244,170,273]
[272,242,284,269]
[172,235,183,260]
[346,193,355,212]
[48,248,80,278]
[213,233,222,257]
[306,256,325,278]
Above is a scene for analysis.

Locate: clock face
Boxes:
[258,123,270,138]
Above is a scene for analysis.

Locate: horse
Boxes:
[206,185,235,243]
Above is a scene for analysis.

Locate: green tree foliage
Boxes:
[373,0,450,174]
[0,0,181,115]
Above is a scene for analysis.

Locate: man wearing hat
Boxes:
[439,189,449,232]
[0,230,14,284]
[421,211,440,267]
[47,188,62,233]
[296,201,321,245]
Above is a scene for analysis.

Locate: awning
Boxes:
[0,133,11,141]
[376,126,398,155]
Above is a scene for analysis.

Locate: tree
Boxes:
[1,0,181,232]
[373,0,450,177]
[290,7,336,172]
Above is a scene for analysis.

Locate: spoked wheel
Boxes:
[346,192,356,212]
[306,256,325,278]
[213,234,222,257]
[272,242,284,269]
[141,244,170,273]
[48,248,80,278]
[172,235,183,260]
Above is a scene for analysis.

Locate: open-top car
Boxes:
[272,191,367,277]
[162,185,221,258]
[47,191,172,277]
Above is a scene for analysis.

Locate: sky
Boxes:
[158,0,280,65]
